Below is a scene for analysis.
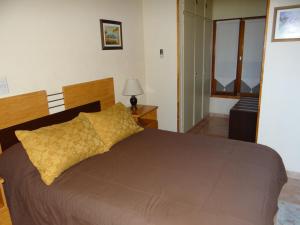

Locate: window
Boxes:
[211,17,266,97]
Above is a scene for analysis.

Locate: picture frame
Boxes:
[272,5,300,42]
[100,19,123,50]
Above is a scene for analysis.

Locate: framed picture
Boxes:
[100,19,123,50]
[272,5,300,42]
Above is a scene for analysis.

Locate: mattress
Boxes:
[0,128,287,225]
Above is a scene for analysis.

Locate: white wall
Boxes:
[143,0,178,131]
[0,0,178,131]
[209,97,238,115]
[258,0,300,173]
[0,0,145,104]
[212,0,267,20]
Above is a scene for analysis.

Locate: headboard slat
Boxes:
[0,91,49,129]
[63,78,115,110]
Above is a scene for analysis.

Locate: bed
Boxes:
[0,78,287,225]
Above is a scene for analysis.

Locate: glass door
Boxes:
[212,17,266,97]
[214,20,240,95]
[240,18,265,95]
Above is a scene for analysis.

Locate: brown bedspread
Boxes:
[0,128,287,225]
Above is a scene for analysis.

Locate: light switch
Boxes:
[160,49,164,58]
[0,77,9,95]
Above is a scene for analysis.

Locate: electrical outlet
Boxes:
[0,77,9,95]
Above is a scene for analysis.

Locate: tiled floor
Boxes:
[279,178,300,205]
[188,116,229,138]
[189,116,300,210]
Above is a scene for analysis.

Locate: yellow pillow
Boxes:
[15,114,107,185]
[81,102,143,149]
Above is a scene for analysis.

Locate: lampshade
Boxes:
[122,78,144,96]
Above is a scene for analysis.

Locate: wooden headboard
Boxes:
[0,91,49,129]
[63,78,115,110]
[0,101,100,152]
[0,77,116,152]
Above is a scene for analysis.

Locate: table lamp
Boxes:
[122,78,144,110]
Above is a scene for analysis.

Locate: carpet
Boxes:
[276,200,300,225]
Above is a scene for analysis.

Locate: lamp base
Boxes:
[130,95,137,111]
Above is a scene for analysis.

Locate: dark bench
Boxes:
[229,97,259,143]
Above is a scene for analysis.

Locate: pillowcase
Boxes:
[81,102,143,149]
[15,114,107,185]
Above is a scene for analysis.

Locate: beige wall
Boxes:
[0,0,145,105]
[258,0,300,173]
[0,0,179,131]
[209,97,238,115]
[143,0,177,131]
[212,0,267,20]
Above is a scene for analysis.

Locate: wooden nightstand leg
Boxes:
[0,178,13,225]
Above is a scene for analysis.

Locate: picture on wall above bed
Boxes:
[272,4,300,42]
[100,19,123,50]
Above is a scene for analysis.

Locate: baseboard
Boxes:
[209,113,229,118]
[287,170,300,180]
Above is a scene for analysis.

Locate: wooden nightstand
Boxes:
[0,178,12,225]
[130,105,158,129]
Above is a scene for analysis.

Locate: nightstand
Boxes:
[0,178,12,225]
[130,105,158,129]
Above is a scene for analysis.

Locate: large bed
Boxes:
[0,78,287,225]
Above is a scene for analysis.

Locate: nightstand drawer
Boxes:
[138,118,158,129]
[140,110,157,120]
[0,177,12,225]
[0,208,12,225]
[0,194,4,210]
[130,105,159,129]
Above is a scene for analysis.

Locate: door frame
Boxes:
[178,0,186,133]
[256,0,270,142]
